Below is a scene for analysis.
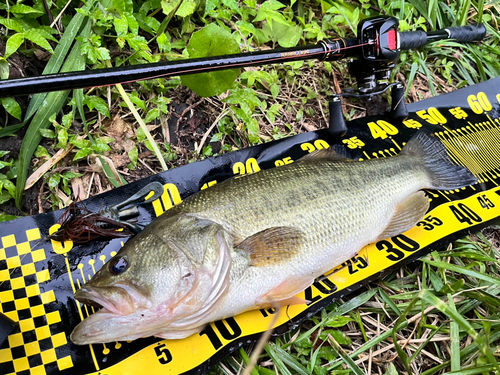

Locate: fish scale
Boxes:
[70,131,477,345]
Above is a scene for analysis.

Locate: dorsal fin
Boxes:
[298,145,353,162]
[236,226,303,267]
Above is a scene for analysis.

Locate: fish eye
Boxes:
[109,256,128,275]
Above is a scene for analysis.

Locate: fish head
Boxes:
[71,215,232,345]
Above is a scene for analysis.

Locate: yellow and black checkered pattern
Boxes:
[0,229,73,375]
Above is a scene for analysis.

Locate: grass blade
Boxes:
[15,19,91,208]
[422,259,500,286]
[448,294,460,372]
[268,344,310,375]
[264,343,293,375]
[114,82,168,171]
[419,289,500,373]
[24,0,96,122]
[327,334,365,375]
[378,287,402,315]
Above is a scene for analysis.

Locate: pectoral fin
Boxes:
[377,191,430,240]
[237,226,304,267]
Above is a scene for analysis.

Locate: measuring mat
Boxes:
[1,77,500,375]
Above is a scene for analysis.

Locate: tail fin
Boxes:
[400,130,477,190]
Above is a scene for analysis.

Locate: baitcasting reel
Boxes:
[328,16,487,137]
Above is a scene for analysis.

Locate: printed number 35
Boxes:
[417,215,443,231]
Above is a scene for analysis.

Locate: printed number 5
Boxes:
[155,343,172,364]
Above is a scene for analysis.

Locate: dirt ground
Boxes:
[0,46,442,217]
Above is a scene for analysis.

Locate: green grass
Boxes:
[1,0,500,373]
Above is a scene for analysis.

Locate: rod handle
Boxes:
[399,24,487,50]
[445,24,487,42]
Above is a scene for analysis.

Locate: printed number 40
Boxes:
[367,120,398,139]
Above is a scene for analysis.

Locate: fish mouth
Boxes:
[74,285,136,316]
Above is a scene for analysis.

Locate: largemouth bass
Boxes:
[71,131,476,345]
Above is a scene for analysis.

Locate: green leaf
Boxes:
[84,96,110,118]
[125,13,139,35]
[254,0,286,22]
[73,148,93,160]
[129,92,147,111]
[204,0,219,16]
[0,57,9,80]
[125,34,149,53]
[0,160,13,169]
[10,4,44,15]
[3,180,16,197]
[262,22,301,47]
[113,0,134,13]
[135,13,160,33]
[127,146,138,169]
[0,191,12,204]
[34,146,50,159]
[181,24,240,97]
[266,343,309,375]
[162,0,198,17]
[157,33,171,53]
[24,29,54,54]
[71,139,91,149]
[0,19,26,33]
[33,28,58,42]
[0,213,19,222]
[5,33,25,59]
[39,129,56,138]
[114,15,128,36]
[317,346,337,362]
[48,174,61,189]
[136,127,146,142]
[145,108,160,123]
[224,87,261,110]
[270,83,279,99]
[320,330,352,345]
[57,128,68,148]
[1,98,22,120]
[324,315,354,328]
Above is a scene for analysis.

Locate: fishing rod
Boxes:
[0,16,486,99]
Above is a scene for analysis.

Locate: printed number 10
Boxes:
[199,318,242,350]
